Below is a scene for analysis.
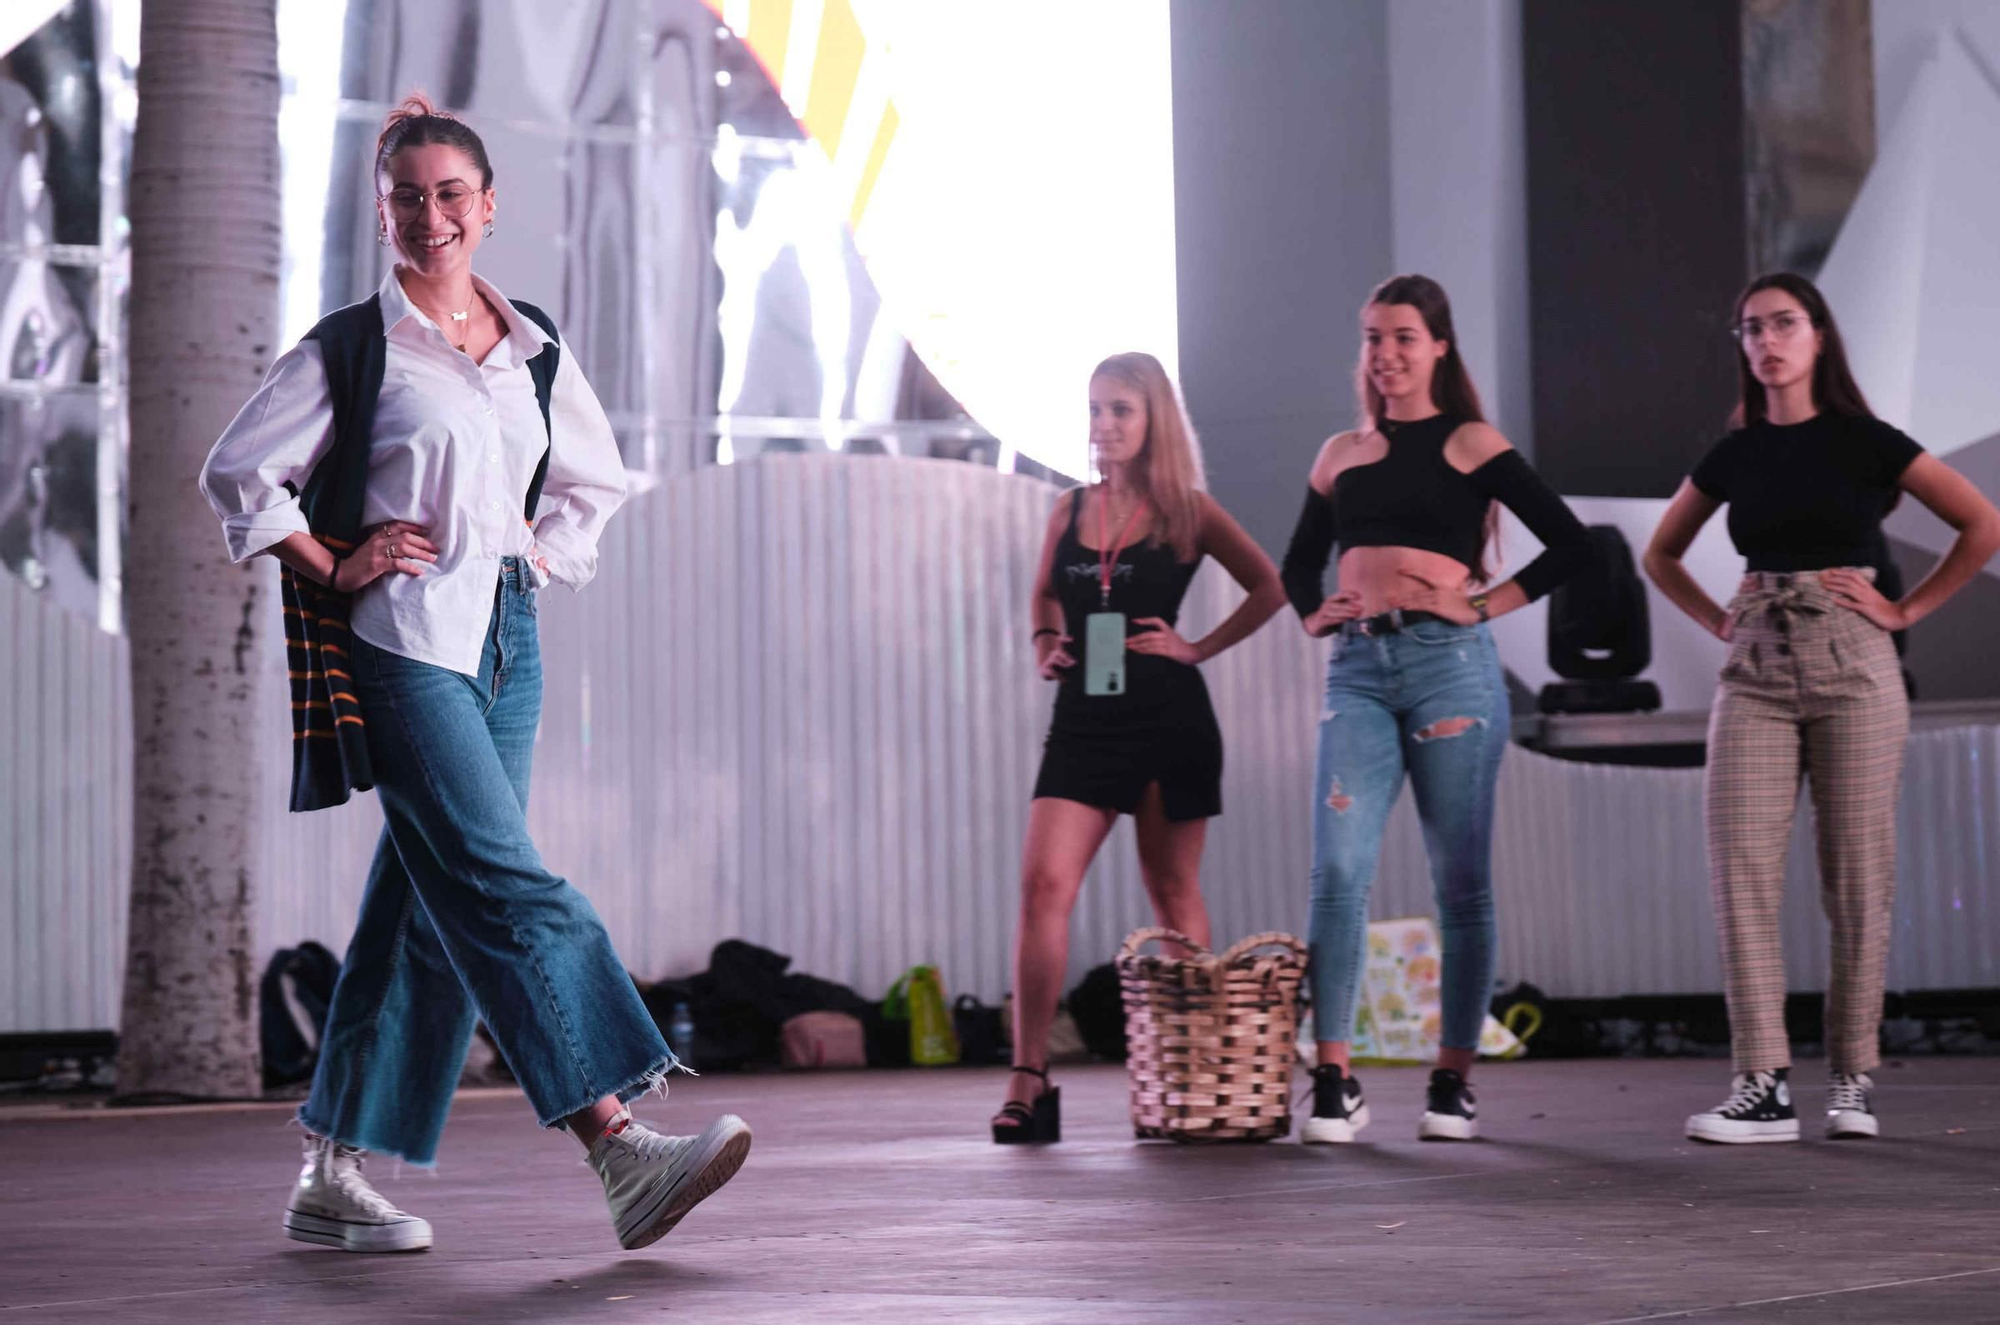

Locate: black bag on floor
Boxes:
[862,1000,911,1068]
[638,940,878,1071]
[260,941,340,1086]
[953,994,1009,1065]
[1067,962,1127,1062]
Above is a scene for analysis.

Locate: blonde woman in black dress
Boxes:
[993,352,1285,1142]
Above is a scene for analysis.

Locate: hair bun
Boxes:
[374,89,494,188]
[385,91,444,124]
[377,92,450,157]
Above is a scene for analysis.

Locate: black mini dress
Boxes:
[1031,491,1222,822]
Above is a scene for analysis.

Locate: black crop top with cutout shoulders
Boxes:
[1280,413,1591,618]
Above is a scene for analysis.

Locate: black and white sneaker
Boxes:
[1686,1068,1799,1144]
[1825,1072,1879,1139]
[1300,1064,1371,1144]
[1418,1068,1477,1141]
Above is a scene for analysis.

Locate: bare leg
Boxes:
[567,1094,625,1147]
[1002,797,1117,1117]
[1133,781,1212,953]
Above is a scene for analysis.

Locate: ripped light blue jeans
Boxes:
[1307,617,1509,1051]
[300,559,673,1165]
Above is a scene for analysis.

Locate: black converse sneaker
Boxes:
[1825,1072,1879,1139]
[1418,1068,1477,1141]
[1300,1064,1371,1144]
[1685,1068,1799,1144]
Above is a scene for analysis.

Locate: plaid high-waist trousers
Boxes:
[1705,570,1907,1074]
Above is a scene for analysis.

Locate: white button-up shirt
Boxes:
[199,269,627,676]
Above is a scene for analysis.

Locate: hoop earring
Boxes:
[483,221,494,239]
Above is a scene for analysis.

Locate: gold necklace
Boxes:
[411,291,481,349]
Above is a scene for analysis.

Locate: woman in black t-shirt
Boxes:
[1644,272,2000,1146]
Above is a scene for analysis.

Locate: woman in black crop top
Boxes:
[1644,272,2000,1145]
[1279,275,1590,1144]
[992,352,1284,1143]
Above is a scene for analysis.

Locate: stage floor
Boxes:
[2,1057,1996,1323]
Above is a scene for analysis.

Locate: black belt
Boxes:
[1340,609,1451,637]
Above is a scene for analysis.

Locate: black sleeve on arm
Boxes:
[1281,486,1338,618]
[1870,419,1925,484]
[1689,433,1733,500]
[1468,450,1593,602]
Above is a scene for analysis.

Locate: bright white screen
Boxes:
[850,2,1177,477]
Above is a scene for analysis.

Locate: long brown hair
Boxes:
[1354,275,1499,582]
[1731,272,1874,426]
[1090,352,1206,562]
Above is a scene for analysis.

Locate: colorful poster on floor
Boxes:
[1349,917,1520,1064]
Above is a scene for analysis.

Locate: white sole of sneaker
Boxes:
[283,1208,432,1253]
[618,1114,753,1250]
[1826,1109,1879,1139]
[1300,1104,1372,1144]
[1684,1116,1800,1144]
[1418,1112,1476,1142]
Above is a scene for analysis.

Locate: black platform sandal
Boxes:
[991,1066,1061,1144]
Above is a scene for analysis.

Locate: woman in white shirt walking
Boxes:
[200,95,748,1255]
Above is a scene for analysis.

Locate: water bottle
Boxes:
[668,1001,697,1070]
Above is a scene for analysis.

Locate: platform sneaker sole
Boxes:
[1418,1112,1477,1142]
[283,1207,431,1253]
[1300,1104,1372,1144]
[1685,1116,1800,1144]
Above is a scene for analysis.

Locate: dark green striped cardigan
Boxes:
[284,294,561,811]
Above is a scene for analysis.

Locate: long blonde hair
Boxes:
[1089,352,1206,562]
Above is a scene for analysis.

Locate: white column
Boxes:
[1386,0,1533,454]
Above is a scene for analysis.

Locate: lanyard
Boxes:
[1096,487,1147,607]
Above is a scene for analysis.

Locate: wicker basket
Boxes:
[1117,927,1308,1143]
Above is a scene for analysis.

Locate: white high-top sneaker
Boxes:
[588,1110,752,1250]
[283,1135,432,1252]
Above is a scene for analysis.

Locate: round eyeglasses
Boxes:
[1731,312,1811,342]
[378,185,483,222]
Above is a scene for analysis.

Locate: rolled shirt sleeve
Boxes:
[530,339,629,589]
[197,341,336,563]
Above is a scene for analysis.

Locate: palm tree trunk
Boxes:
[116,0,281,1099]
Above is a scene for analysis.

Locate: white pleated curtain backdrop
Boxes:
[6,452,1999,1030]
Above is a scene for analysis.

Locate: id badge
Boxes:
[1084,611,1127,696]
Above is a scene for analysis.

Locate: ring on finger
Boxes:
[389,543,400,558]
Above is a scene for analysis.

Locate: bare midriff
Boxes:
[1337,545,1475,614]
[1311,428,1481,613]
